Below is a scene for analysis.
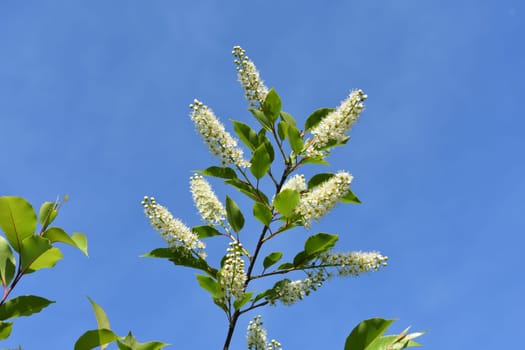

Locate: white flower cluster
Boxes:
[270,269,327,306]
[319,251,388,276]
[247,316,282,350]
[232,46,269,107]
[190,99,250,168]
[280,174,307,193]
[219,240,247,300]
[190,174,226,226]
[141,196,206,258]
[295,171,353,228]
[305,89,367,157]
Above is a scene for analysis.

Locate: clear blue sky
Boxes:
[1,1,523,349]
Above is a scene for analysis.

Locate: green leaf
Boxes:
[192,225,222,239]
[280,111,297,128]
[74,329,119,350]
[225,179,269,204]
[233,292,253,310]
[196,274,222,297]
[301,157,329,165]
[39,201,58,227]
[341,190,361,204]
[277,262,294,270]
[87,297,111,331]
[368,335,422,350]
[71,233,89,256]
[0,236,16,286]
[261,135,275,162]
[28,247,63,271]
[249,109,272,131]
[143,248,217,277]
[262,88,282,123]
[0,321,13,340]
[273,189,300,218]
[304,108,335,131]
[226,196,245,232]
[263,252,283,269]
[344,318,394,350]
[0,295,54,321]
[117,332,169,350]
[304,233,338,256]
[287,125,304,154]
[233,120,259,150]
[253,202,273,226]
[250,144,272,179]
[198,166,238,179]
[307,173,335,189]
[253,290,270,303]
[0,196,37,252]
[277,121,288,140]
[20,235,52,272]
[43,227,89,256]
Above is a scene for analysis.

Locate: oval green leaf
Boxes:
[198,166,238,179]
[0,321,13,340]
[273,189,300,218]
[262,88,282,123]
[304,107,335,131]
[192,225,222,239]
[20,235,53,272]
[287,125,303,154]
[39,201,58,227]
[0,196,37,252]
[304,233,338,256]
[307,173,335,189]
[0,295,54,321]
[226,196,245,232]
[74,329,119,350]
[344,318,394,350]
[28,247,63,271]
[232,120,259,150]
[341,190,361,204]
[253,202,273,226]
[263,252,283,269]
[250,144,272,179]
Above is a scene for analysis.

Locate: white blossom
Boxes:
[190,99,250,168]
[295,171,353,228]
[141,196,206,258]
[280,174,307,193]
[218,240,247,301]
[247,316,267,350]
[305,89,367,157]
[190,174,226,225]
[319,251,388,276]
[247,316,282,350]
[270,269,327,306]
[232,46,269,107]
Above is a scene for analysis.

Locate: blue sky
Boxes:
[1,1,523,349]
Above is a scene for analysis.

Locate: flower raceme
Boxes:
[190,174,226,226]
[141,196,206,259]
[232,46,269,107]
[295,171,353,228]
[189,99,250,168]
[247,316,282,350]
[304,89,368,157]
[218,240,247,301]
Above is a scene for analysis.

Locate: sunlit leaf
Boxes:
[0,196,37,252]
[0,322,13,340]
[74,329,119,350]
[250,144,272,179]
[304,108,334,131]
[344,318,394,350]
[233,120,259,150]
[0,236,16,286]
[20,235,52,272]
[143,248,217,277]
[273,189,300,218]
[262,88,282,123]
[0,295,54,321]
